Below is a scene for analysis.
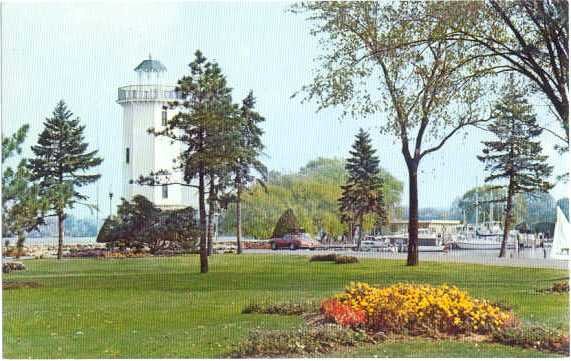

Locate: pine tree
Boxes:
[478,78,553,258]
[231,91,267,254]
[2,125,48,257]
[339,129,387,250]
[143,51,236,273]
[28,101,103,259]
[272,208,301,238]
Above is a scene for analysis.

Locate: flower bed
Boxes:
[322,282,513,336]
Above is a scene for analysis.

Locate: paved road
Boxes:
[243,248,569,270]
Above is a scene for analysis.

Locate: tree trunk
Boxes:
[406,161,419,266]
[356,215,364,251]
[16,231,25,259]
[500,177,515,258]
[207,179,215,256]
[236,186,243,254]
[198,169,208,273]
[347,223,353,244]
[57,211,64,260]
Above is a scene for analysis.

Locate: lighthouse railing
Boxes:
[117,85,184,103]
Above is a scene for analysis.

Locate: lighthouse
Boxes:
[117,55,195,209]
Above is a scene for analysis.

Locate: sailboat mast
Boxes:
[489,193,493,222]
[475,187,479,228]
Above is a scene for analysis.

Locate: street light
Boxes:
[109,192,114,217]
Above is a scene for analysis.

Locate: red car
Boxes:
[270,233,321,250]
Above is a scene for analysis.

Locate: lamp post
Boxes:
[109,192,113,217]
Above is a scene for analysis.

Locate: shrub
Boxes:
[551,281,569,293]
[492,325,569,355]
[326,282,512,336]
[334,255,359,264]
[229,325,371,357]
[242,300,318,315]
[271,208,302,238]
[309,254,337,262]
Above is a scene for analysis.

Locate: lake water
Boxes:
[2,237,97,246]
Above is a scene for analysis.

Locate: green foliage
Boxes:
[29,101,103,209]
[242,300,318,315]
[2,124,29,161]
[96,195,199,253]
[28,101,102,258]
[1,125,48,252]
[220,157,402,240]
[492,325,569,355]
[339,129,387,244]
[293,2,491,266]
[271,208,301,238]
[229,325,372,358]
[478,79,553,196]
[141,50,265,269]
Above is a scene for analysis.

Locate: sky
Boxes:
[2,2,569,221]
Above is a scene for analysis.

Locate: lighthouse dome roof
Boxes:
[134,55,167,73]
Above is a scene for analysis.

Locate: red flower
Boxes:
[321,299,367,327]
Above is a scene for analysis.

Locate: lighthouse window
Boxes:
[162,185,168,199]
[126,147,130,164]
[162,110,167,125]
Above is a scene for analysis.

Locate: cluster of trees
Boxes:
[219,157,402,242]
[97,195,199,253]
[450,187,567,226]
[136,51,266,273]
[293,0,567,264]
[2,101,102,258]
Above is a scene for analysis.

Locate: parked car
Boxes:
[270,233,321,250]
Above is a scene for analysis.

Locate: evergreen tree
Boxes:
[339,129,387,250]
[272,208,301,238]
[230,91,267,254]
[28,101,103,259]
[143,51,235,273]
[478,79,553,258]
[2,125,48,256]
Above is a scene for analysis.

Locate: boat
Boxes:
[549,207,570,260]
[453,222,516,250]
[385,228,446,252]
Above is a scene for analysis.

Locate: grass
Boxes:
[3,254,568,358]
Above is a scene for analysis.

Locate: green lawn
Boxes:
[3,254,568,358]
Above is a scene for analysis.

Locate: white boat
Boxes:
[453,222,516,250]
[550,207,570,260]
[385,228,446,252]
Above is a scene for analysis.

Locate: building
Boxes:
[117,55,196,209]
[384,220,462,235]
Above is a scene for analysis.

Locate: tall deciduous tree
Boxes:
[429,0,568,150]
[339,129,386,250]
[478,78,553,257]
[28,101,103,259]
[293,2,490,265]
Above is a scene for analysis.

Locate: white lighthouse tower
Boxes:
[117,55,194,209]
